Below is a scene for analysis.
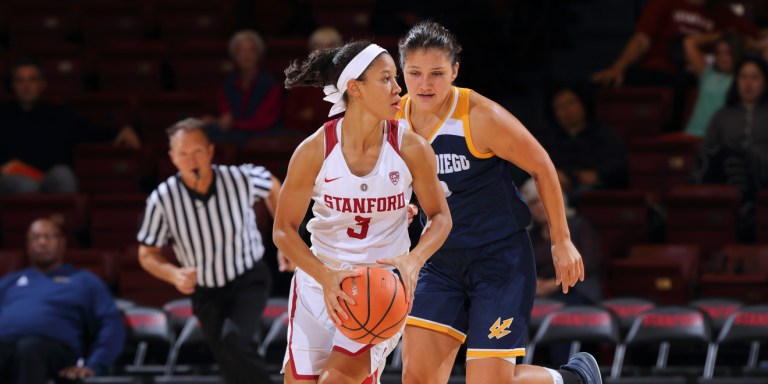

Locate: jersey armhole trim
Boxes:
[460,89,494,159]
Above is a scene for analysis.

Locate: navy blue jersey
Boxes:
[397,87,530,249]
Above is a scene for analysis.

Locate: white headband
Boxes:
[322,44,387,117]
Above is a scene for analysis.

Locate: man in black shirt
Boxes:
[0,59,140,195]
[538,88,629,203]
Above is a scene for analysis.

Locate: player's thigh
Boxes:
[402,325,462,384]
[284,360,318,384]
[318,349,372,384]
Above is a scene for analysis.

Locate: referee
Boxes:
[137,118,279,384]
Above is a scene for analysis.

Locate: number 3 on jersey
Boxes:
[347,216,371,239]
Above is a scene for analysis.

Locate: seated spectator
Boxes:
[0,218,125,384]
[684,32,746,137]
[521,179,603,306]
[0,59,141,195]
[537,87,628,203]
[693,57,768,240]
[283,27,343,135]
[206,30,283,144]
[591,0,761,128]
[592,0,760,88]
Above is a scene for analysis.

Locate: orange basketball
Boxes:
[337,266,408,345]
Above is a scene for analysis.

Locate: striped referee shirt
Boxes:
[137,164,273,288]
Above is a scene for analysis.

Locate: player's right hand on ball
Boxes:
[173,267,197,295]
[318,268,361,325]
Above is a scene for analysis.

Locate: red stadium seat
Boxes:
[309,0,374,38]
[0,193,88,248]
[699,245,768,303]
[154,1,229,43]
[64,248,118,290]
[601,297,656,337]
[523,306,621,368]
[119,245,183,308]
[170,40,232,92]
[89,194,147,249]
[756,191,768,243]
[262,37,309,80]
[689,298,742,335]
[120,306,174,368]
[666,185,740,258]
[135,93,210,143]
[97,42,167,93]
[628,133,701,200]
[74,143,142,194]
[235,135,305,180]
[578,190,649,261]
[610,244,700,305]
[79,2,148,47]
[162,298,214,372]
[7,3,72,47]
[595,87,674,142]
[529,297,565,338]
[611,306,712,380]
[68,92,135,128]
[283,87,330,135]
[703,305,768,379]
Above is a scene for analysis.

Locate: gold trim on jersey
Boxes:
[398,87,495,159]
[466,348,526,359]
[456,88,494,159]
[406,316,467,343]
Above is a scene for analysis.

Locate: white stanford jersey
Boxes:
[307,118,412,266]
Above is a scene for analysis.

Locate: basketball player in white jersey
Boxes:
[272,41,452,384]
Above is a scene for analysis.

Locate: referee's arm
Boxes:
[138,245,196,294]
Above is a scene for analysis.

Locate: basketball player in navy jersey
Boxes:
[273,41,452,383]
[396,21,602,384]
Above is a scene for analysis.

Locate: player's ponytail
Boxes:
[284,40,373,89]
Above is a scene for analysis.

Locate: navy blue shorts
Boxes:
[407,230,536,360]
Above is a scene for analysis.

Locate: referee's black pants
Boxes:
[191,260,274,384]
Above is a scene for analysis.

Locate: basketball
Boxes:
[337,266,408,345]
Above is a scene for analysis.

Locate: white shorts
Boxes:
[281,268,403,381]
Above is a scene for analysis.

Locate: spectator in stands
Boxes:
[537,87,628,203]
[206,30,283,144]
[0,59,141,196]
[592,0,760,88]
[521,179,603,305]
[284,27,344,135]
[591,0,761,129]
[685,32,746,137]
[694,57,768,225]
[0,217,125,384]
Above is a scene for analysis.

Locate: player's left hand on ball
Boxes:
[551,240,584,294]
[377,253,421,306]
[318,267,361,325]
